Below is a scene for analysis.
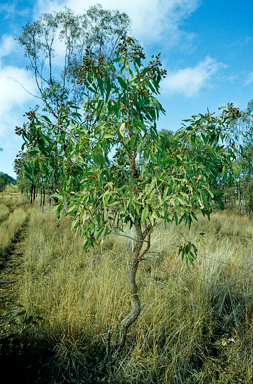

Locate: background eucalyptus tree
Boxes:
[237,101,253,214]
[215,99,253,215]
[18,4,132,117]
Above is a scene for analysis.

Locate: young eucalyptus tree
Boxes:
[16,35,240,355]
[45,36,239,354]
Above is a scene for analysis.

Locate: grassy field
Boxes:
[0,192,252,383]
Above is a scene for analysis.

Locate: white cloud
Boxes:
[0,34,19,59]
[34,0,201,46]
[0,61,38,176]
[0,64,38,136]
[161,56,225,97]
[0,32,39,137]
[0,33,39,175]
[245,72,253,85]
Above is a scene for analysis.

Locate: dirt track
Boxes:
[0,208,34,384]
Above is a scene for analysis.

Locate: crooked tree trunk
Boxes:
[116,221,151,354]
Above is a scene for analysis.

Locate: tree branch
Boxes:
[9,78,41,100]
[137,232,150,261]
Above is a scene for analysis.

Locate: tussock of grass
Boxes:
[0,203,9,222]
[14,206,253,383]
[0,207,27,251]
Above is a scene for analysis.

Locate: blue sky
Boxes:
[0,0,253,178]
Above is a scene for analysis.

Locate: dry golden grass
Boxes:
[0,203,9,222]
[0,190,27,207]
[11,204,253,383]
[0,207,27,251]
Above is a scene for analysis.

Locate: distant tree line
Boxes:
[0,173,12,192]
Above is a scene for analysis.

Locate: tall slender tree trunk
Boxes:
[238,181,241,215]
[30,185,33,203]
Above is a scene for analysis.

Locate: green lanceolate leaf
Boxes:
[117,77,127,89]
[141,206,149,224]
